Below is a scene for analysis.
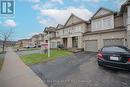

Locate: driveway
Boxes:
[30,52,130,87]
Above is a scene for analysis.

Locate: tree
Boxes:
[0,29,13,52]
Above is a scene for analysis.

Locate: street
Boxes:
[30,52,130,87]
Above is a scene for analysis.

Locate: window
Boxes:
[75,26,81,33]
[59,30,63,35]
[57,41,60,46]
[56,31,59,36]
[72,37,78,48]
[93,20,102,29]
[92,15,114,31]
[103,17,112,28]
[63,28,70,35]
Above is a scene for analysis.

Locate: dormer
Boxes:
[92,7,115,19]
[64,13,85,26]
[56,24,64,29]
[91,7,115,31]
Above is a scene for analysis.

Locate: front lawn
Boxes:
[21,50,72,65]
[14,47,41,52]
[24,48,40,51]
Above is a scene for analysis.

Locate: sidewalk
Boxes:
[0,48,48,87]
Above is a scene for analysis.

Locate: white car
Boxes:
[25,45,35,48]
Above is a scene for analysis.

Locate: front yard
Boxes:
[13,47,41,51]
[21,49,72,65]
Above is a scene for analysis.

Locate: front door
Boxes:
[63,38,67,48]
[72,37,78,48]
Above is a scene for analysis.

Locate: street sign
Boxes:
[41,43,48,48]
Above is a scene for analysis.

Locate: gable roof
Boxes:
[64,13,86,26]
[44,26,56,32]
[120,0,130,13]
[123,0,130,5]
[56,24,64,29]
[91,7,115,19]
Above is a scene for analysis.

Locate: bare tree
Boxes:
[0,29,13,52]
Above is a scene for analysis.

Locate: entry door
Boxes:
[72,37,78,48]
[63,38,67,48]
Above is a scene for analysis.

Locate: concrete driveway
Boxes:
[30,52,130,87]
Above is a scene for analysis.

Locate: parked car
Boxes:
[97,45,130,71]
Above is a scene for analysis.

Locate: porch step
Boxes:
[67,48,83,53]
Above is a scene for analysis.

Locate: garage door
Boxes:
[85,40,98,52]
[103,39,124,46]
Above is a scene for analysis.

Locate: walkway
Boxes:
[0,48,47,87]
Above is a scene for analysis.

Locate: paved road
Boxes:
[30,52,130,87]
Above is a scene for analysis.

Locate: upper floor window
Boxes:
[92,15,114,31]
[103,17,113,29]
[95,20,102,29]
[56,31,59,36]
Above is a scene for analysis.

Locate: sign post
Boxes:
[40,32,50,57]
[48,32,50,57]
[41,43,50,57]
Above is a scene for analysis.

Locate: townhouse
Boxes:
[56,14,88,49]
[44,26,62,48]
[16,39,32,48]
[83,8,126,52]
[37,33,44,45]
[31,33,44,47]
[17,0,130,52]
[84,0,130,52]
[44,14,88,49]
[46,0,130,52]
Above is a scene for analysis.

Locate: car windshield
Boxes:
[102,46,130,53]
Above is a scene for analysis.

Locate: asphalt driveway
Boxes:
[30,52,130,87]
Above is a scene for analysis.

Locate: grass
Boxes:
[24,48,40,51]
[21,49,72,65]
[13,47,41,52]
[0,59,4,71]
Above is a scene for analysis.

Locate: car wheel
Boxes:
[97,61,102,66]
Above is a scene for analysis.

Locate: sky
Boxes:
[0,0,127,41]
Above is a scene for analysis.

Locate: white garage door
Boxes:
[85,40,98,52]
[103,39,124,46]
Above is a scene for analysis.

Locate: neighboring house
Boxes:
[56,14,88,49]
[37,33,44,45]
[83,0,130,52]
[83,7,126,52]
[44,26,60,48]
[16,40,22,47]
[17,39,31,48]
[31,35,40,47]
[121,0,130,49]
[44,27,55,43]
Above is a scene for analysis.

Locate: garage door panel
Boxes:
[85,40,98,52]
[103,39,124,46]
